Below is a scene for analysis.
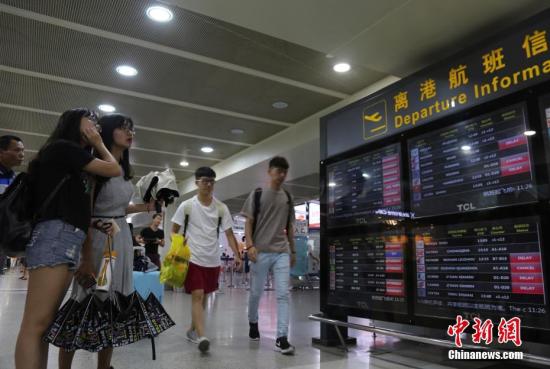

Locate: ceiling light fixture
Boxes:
[116,65,138,77]
[328,182,336,187]
[179,160,189,167]
[201,146,214,153]
[98,104,116,113]
[146,6,173,22]
[333,63,351,73]
[524,130,537,136]
[461,145,471,152]
[272,101,288,109]
[231,128,244,135]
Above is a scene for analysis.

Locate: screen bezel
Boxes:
[406,102,538,219]
[320,80,550,341]
[324,139,406,229]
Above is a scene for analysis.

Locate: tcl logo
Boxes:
[457,203,476,212]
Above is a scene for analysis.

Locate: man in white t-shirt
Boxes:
[171,167,241,353]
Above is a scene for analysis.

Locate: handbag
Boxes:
[159,234,190,287]
[0,172,69,256]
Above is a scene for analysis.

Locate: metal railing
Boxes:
[308,313,550,366]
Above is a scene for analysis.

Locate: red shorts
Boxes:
[184,262,221,294]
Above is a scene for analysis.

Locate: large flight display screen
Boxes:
[327,143,402,227]
[414,217,548,328]
[408,104,537,218]
[328,230,408,313]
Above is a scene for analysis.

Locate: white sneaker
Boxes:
[198,336,210,353]
[186,329,199,344]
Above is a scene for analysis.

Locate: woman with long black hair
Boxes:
[15,108,122,369]
[54,114,173,369]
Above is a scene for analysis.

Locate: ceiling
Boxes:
[1,0,549,210]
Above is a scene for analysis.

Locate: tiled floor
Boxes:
[0,268,544,369]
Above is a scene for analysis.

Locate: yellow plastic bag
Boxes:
[160,234,191,287]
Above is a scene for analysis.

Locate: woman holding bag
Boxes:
[51,114,173,369]
[15,108,122,369]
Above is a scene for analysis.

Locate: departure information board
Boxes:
[328,230,407,313]
[327,143,402,227]
[409,105,537,218]
[414,217,548,326]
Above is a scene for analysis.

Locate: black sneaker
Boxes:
[275,336,295,355]
[249,322,260,340]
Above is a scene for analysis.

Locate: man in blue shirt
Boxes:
[0,135,25,274]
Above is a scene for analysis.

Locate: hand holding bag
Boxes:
[159,234,190,287]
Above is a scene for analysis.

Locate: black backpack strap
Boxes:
[214,199,225,240]
[252,188,262,237]
[183,214,189,237]
[282,188,292,233]
[182,200,192,237]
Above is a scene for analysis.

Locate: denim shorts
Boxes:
[26,219,86,271]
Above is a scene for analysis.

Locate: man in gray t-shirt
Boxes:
[241,156,296,355]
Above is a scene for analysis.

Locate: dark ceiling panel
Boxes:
[1,0,384,94]
[0,107,57,135]
[0,102,241,160]
[0,72,284,144]
[0,12,341,123]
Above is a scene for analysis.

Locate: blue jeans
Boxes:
[248,252,290,338]
[26,219,85,271]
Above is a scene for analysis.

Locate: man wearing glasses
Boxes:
[171,167,242,353]
[0,135,24,275]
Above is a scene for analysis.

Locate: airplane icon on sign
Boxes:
[362,100,388,140]
[363,112,382,122]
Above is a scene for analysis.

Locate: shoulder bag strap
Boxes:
[34,173,71,220]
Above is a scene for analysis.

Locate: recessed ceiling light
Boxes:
[362,173,370,179]
[179,160,189,167]
[328,182,336,187]
[461,145,471,152]
[116,65,138,77]
[524,130,537,136]
[325,54,334,59]
[231,128,244,135]
[272,101,288,109]
[333,63,351,73]
[146,6,173,22]
[201,146,214,153]
[98,104,116,113]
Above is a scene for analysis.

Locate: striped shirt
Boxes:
[0,164,15,195]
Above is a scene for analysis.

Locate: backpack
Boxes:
[251,187,292,238]
[0,173,69,256]
[182,198,225,239]
[133,254,148,272]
